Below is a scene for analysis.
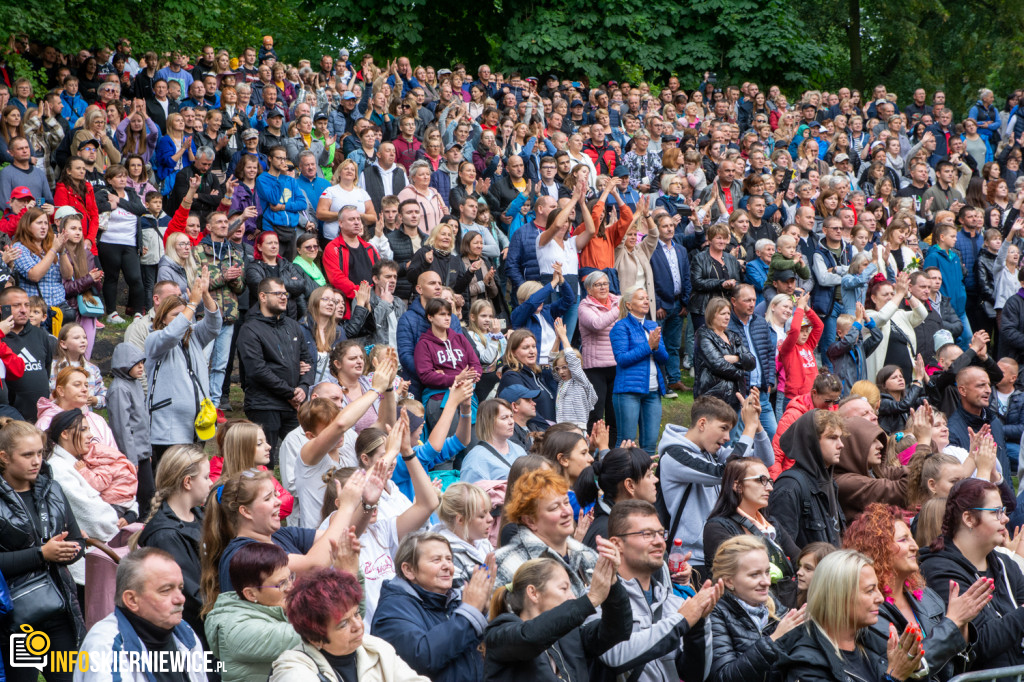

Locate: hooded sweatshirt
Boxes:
[106,343,150,465]
[767,410,844,548]
[834,417,906,523]
[657,424,773,565]
[412,328,482,390]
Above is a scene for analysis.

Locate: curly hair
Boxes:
[843,503,924,601]
[503,468,569,525]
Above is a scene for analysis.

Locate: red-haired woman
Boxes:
[844,503,990,680]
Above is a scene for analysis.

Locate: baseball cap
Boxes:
[773,269,797,281]
[445,142,463,152]
[267,109,284,119]
[834,153,850,163]
[241,128,260,140]
[437,69,452,76]
[613,165,630,178]
[570,99,584,108]
[76,137,100,150]
[314,112,328,121]
[525,76,538,83]
[933,329,955,351]
[407,411,425,436]
[8,186,33,201]
[54,206,82,222]
[499,385,541,403]
[662,135,679,144]
[338,48,349,57]
[341,91,357,100]
[801,102,816,110]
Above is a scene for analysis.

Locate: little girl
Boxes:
[995,220,1022,312]
[50,323,106,408]
[210,419,293,519]
[840,250,879,314]
[465,300,506,401]
[551,318,597,431]
[430,482,495,585]
[793,542,836,607]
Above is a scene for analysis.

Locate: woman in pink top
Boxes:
[577,270,621,442]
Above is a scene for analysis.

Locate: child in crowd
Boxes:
[850,224,872,255]
[840,250,878,313]
[768,234,811,284]
[431,482,495,585]
[140,190,168,308]
[550,319,597,431]
[827,306,881,395]
[49,322,106,408]
[778,292,823,404]
[28,295,50,328]
[107,342,150,468]
[793,542,837,607]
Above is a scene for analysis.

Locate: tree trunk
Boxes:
[848,0,863,90]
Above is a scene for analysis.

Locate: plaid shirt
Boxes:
[495,526,597,597]
[12,244,66,306]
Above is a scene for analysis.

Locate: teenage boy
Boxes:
[656,393,773,578]
[923,221,969,348]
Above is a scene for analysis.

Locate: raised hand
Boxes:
[678,579,725,626]
[886,623,924,681]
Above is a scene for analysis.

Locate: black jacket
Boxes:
[136,502,204,636]
[693,326,754,409]
[236,310,314,412]
[768,410,845,548]
[483,580,632,682]
[919,542,1024,673]
[145,96,179,134]
[488,174,524,215]
[385,228,418,302]
[708,591,792,682]
[877,384,925,435]
[164,166,226,220]
[0,463,85,638]
[776,623,886,682]
[976,248,998,319]
[926,347,1003,418]
[406,246,474,294]
[689,250,743,316]
[861,586,970,681]
[702,514,799,587]
[999,289,1024,367]
[912,299,960,367]
[244,258,311,320]
[96,186,148,251]
[363,164,407,213]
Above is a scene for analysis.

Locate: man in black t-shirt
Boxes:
[0,287,52,421]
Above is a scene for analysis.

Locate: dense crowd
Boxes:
[1,32,1024,682]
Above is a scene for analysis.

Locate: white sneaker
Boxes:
[133,312,144,320]
[106,312,126,324]
[664,390,679,399]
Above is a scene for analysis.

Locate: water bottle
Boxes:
[668,538,686,574]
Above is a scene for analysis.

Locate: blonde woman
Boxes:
[430,482,495,584]
[158,231,197,297]
[71,108,122,171]
[211,420,293,519]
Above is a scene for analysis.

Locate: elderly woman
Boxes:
[372,533,494,682]
[610,286,669,455]
[614,203,659,319]
[844,503,988,682]
[578,270,621,439]
[398,159,448,232]
[71,108,122,171]
[494,468,598,597]
[206,543,302,682]
[271,568,430,681]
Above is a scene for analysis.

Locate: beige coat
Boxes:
[614,219,658,318]
[269,636,430,682]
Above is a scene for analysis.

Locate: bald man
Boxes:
[948,365,1009,478]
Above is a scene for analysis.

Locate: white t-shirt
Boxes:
[321,185,372,240]
[319,513,399,628]
[293,430,358,529]
[536,234,580,276]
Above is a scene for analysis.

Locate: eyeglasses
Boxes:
[270,155,287,161]
[617,529,668,542]
[742,475,774,488]
[265,291,289,298]
[257,573,295,591]
[820,398,840,406]
[971,507,1008,517]
[303,244,320,251]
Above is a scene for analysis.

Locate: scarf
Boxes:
[737,595,771,631]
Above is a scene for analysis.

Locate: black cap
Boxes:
[801,102,816,110]
[314,112,328,121]
[773,269,797,281]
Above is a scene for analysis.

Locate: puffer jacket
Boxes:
[694,326,754,409]
[156,255,190,296]
[483,580,633,682]
[834,418,906,524]
[107,342,149,466]
[243,256,312,320]
[689,250,742,316]
[205,591,300,682]
[919,541,1024,674]
[509,281,576,351]
[877,383,925,435]
[269,636,430,682]
[610,314,669,395]
[0,463,85,640]
[776,622,885,682]
[707,591,793,682]
[860,586,970,682]
[727,312,777,392]
[370,577,487,682]
[577,294,620,369]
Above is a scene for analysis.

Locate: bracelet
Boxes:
[459,411,472,419]
[186,302,198,310]
[367,388,382,397]
[361,502,377,513]
[401,453,416,461]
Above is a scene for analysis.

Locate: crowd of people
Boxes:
[2,32,1024,682]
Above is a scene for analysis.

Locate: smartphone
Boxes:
[498,319,507,331]
[1,305,11,320]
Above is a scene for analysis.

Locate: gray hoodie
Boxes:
[657,424,773,566]
[107,343,149,464]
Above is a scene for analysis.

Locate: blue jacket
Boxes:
[810,236,853,317]
[922,246,966,315]
[519,136,556,182]
[153,134,194,183]
[510,282,576,343]
[968,101,1001,139]
[610,315,669,395]
[396,297,463,395]
[60,92,88,126]
[255,172,307,230]
[371,577,487,682]
[506,221,543,296]
[996,390,1024,448]
[727,313,777,392]
[745,258,769,303]
[955,229,984,293]
[650,240,691,311]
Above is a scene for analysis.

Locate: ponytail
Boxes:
[488,558,561,620]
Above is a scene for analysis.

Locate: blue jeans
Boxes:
[729,389,778,443]
[204,323,235,406]
[817,303,841,372]
[957,312,973,350]
[658,300,684,384]
[613,391,662,456]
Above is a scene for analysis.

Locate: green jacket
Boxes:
[192,237,246,323]
[205,591,301,682]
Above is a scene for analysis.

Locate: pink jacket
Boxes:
[578,294,620,369]
[80,443,138,507]
[36,397,119,450]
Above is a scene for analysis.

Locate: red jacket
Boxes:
[393,136,422,172]
[582,141,618,175]
[0,206,27,237]
[54,182,99,254]
[209,457,293,519]
[162,202,206,247]
[769,392,839,478]
[323,235,380,318]
[778,307,823,398]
